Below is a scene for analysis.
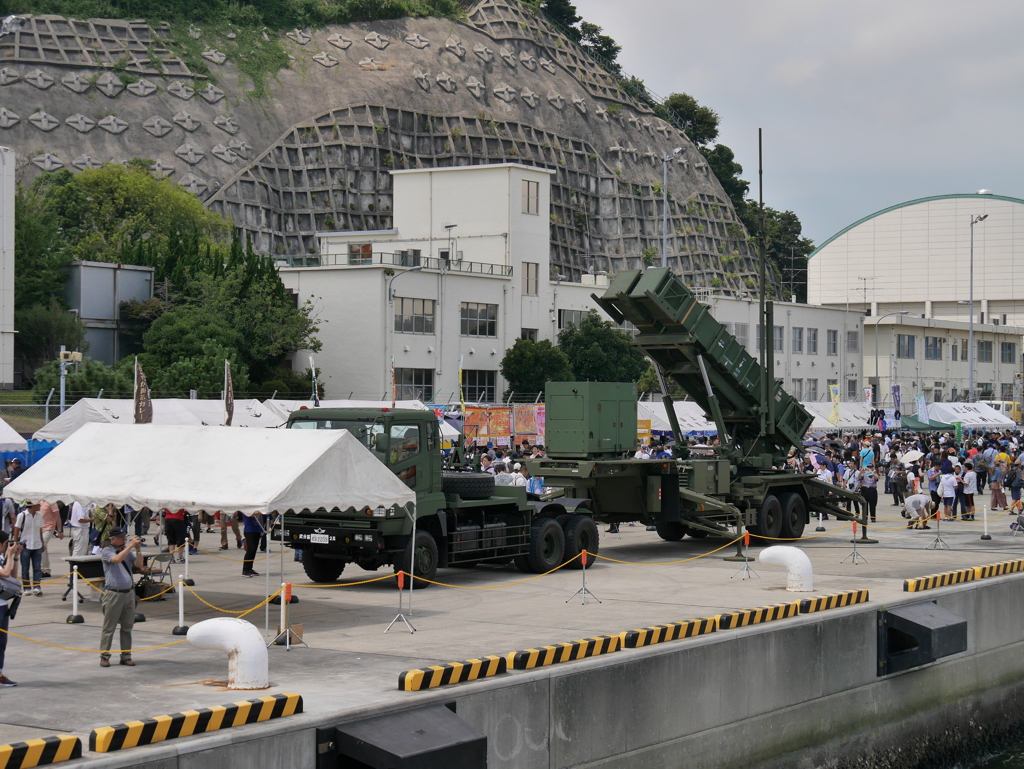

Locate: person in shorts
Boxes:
[163,509,187,563]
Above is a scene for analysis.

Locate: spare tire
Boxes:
[442,472,495,500]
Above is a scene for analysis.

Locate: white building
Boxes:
[807,192,1024,327]
[705,296,865,403]
[280,163,606,402]
[865,315,1024,405]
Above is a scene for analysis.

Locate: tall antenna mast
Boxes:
[758,129,768,437]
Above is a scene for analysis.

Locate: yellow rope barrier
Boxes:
[0,626,189,654]
[183,584,284,616]
[407,553,581,589]
[293,573,399,589]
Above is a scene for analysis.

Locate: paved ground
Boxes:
[0,502,1020,755]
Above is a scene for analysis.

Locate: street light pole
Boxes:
[874,311,909,407]
[969,213,989,403]
[662,148,683,269]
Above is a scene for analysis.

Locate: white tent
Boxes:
[32,398,282,443]
[261,399,428,422]
[636,401,718,435]
[5,423,414,515]
[0,417,27,452]
[800,402,874,433]
[926,402,1015,430]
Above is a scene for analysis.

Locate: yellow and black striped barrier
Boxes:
[904,568,976,593]
[507,635,620,670]
[974,559,1024,580]
[621,617,717,649]
[399,656,506,691]
[89,693,303,753]
[0,736,80,768]
[800,589,869,614]
[718,601,800,630]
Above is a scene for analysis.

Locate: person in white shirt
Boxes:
[962,462,978,521]
[511,464,528,487]
[66,501,93,557]
[905,493,934,530]
[13,502,44,595]
[939,470,957,520]
[493,463,513,486]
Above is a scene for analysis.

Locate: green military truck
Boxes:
[528,267,867,546]
[284,408,598,586]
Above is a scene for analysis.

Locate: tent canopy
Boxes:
[0,417,27,452]
[799,402,873,433]
[925,402,1015,430]
[898,415,956,432]
[5,423,415,515]
[636,401,718,436]
[33,398,282,443]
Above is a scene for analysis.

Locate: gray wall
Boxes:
[65,261,154,365]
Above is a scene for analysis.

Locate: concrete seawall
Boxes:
[87,569,1024,769]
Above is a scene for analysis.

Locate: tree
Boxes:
[539,0,581,38]
[740,204,814,302]
[142,305,243,370]
[15,298,88,383]
[14,185,71,311]
[661,93,719,148]
[578,22,621,74]
[500,338,573,397]
[557,312,649,383]
[31,357,131,403]
[637,363,685,397]
[150,341,250,397]
[701,144,749,213]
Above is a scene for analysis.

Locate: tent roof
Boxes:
[0,417,27,452]
[898,415,956,432]
[33,399,282,443]
[799,402,873,433]
[261,399,427,422]
[5,423,414,515]
[636,401,718,436]
[926,402,1016,429]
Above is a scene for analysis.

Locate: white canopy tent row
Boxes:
[5,423,415,516]
[636,401,718,437]
[800,402,874,433]
[260,399,428,422]
[0,417,27,452]
[925,402,1015,430]
[33,398,284,443]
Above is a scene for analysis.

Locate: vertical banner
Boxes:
[637,419,652,444]
[390,356,396,409]
[954,421,963,442]
[223,359,234,426]
[915,393,929,425]
[464,406,488,446]
[133,357,153,424]
[828,384,841,426]
[536,404,546,443]
[864,387,872,404]
[891,384,902,413]
[309,354,320,407]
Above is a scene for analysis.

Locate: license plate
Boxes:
[309,533,329,544]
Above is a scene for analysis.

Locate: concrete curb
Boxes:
[507,634,620,670]
[620,617,717,649]
[0,735,81,768]
[398,656,506,691]
[799,589,869,613]
[717,600,800,629]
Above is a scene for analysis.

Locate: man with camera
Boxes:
[0,531,22,685]
[99,527,140,668]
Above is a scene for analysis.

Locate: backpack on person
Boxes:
[1006,465,1022,488]
[975,453,989,472]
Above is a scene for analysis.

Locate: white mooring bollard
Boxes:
[187,617,270,689]
[758,546,814,591]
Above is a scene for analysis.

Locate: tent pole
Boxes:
[409,503,416,615]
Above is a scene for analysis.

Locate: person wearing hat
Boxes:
[6,459,23,483]
[13,501,44,596]
[99,527,141,667]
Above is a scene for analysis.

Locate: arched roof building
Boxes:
[808,192,1024,326]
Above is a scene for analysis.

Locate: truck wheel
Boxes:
[778,492,807,540]
[655,521,690,541]
[563,516,598,569]
[526,518,565,573]
[395,530,438,589]
[301,550,345,583]
[688,528,710,539]
[753,495,784,540]
[441,472,495,500]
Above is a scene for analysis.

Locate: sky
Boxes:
[579,0,1024,246]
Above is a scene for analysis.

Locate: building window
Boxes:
[846,330,860,353]
[521,328,538,342]
[896,334,915,359]
[951,343,958,362]
[394,368,434,401]
[827,329,838,356]
[735,323,749,348]
[460,302,498,337]
[522,262,539,295]
[977,340,993,363]
[773,325,784,352]
[558,309,584,329]
[348,243,373,265]
[396,249,421,267]
[1002,383,1015,399]
[925,336,942,360]
[394,298,435,334]
[790,378,803,400]
[522,179,539,214]
[807,328,818,354]
[847,378,858,401]
[792,327,803,353]
[462,369,496,402]
[805,379,818,401]
[978,382,994,397]
[1002,342,1017,364]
